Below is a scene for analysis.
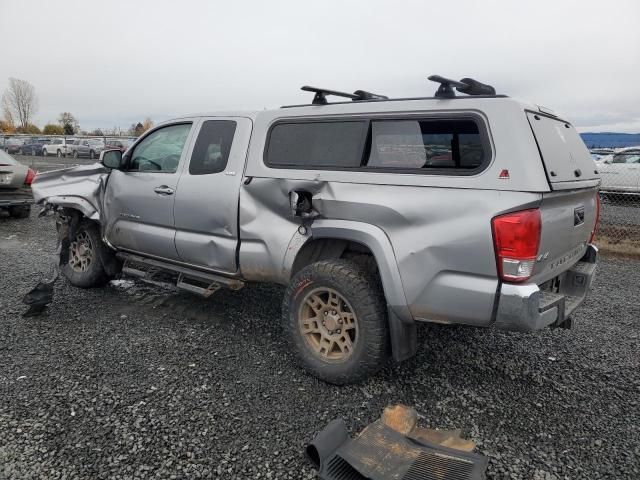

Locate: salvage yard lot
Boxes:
[0,175,639,479]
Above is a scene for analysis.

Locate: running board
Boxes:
[118,253,244,297]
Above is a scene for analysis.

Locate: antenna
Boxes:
[301,86,388,105]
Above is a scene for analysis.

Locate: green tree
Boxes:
[16,124,41,134]
[43,124,64,135]
[58,112,79,135]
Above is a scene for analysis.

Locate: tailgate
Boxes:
[527,111,600,189]
[530,187,599,284]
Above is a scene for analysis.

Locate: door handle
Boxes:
[154,186,174,195]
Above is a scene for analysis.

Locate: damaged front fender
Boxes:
[32,164,110,220]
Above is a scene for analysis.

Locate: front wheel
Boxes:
[61,221,111,288]
[89,150,95,159]
[73,150,78,159]
[282,259,389,385]
[42,149,48,157]
[57,149,62,158]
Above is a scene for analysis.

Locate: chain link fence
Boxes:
[594,147,640,257]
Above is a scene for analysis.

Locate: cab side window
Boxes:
[128,123,191,173]
[188,120,237,175]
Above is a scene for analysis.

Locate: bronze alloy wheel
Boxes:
[298,287,358,362]
[69,231,93,273]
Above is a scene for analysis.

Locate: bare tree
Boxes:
[2,78,38,129]
[142,117,154,132]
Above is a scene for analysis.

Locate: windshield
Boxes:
[612,153,640,164]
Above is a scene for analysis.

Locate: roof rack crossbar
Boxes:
[301,86,388,105]
[428,75,497,98]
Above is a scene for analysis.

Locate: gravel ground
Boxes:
[1,212,639,480]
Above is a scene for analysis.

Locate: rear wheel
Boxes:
[89,150,95,159]
[73,150,78,159]
[57,149,62,158]
[9,205,30,219]
[42,149,48,157]
[61,221,110,288]
[283,259,389,385]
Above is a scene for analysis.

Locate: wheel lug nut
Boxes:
[324,311,328,316]
[336,329,341,334]
[338,319,343,324]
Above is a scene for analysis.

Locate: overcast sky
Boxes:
[1,0,639,132]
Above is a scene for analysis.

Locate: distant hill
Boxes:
[580,132,640,148]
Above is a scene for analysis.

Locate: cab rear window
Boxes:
[265,116,490,174]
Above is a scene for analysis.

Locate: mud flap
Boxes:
[388,308,417,363]
[307,405,488,480]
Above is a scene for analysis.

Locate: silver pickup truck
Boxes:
[32,77,600,384]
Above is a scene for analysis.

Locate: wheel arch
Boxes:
[288,219,417,362]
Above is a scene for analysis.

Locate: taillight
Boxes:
[590,193,600,243]
[491,208,541,283]
[24,168,36,185]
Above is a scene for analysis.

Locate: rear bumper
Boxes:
[494,244,598,331]
[0,189,33,208]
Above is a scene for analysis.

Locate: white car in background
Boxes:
[598,147,640,195]
[42,138,75,158]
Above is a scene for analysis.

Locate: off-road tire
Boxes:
[283,259,389,385]
[61,220,110,288]
[9,205,31,219]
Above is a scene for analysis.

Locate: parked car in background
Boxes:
[42,138,75,158]
[3,138,26,154]
[599,147,640,194]
[20,138,51,156]
[105,138,135,153]
[589,148,615,163]
[72,138,105,159]
[0,149,34,218]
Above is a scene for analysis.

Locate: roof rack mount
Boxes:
[301,86,388,105]
[428,75,496,98]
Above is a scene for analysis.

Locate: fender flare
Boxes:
[308,219,417,362]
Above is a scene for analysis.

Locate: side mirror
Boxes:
[101,149,123,169]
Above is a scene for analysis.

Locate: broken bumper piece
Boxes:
[307,405,487,480]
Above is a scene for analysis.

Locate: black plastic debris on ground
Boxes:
[307,405,487,480]
[22,266,58,316]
